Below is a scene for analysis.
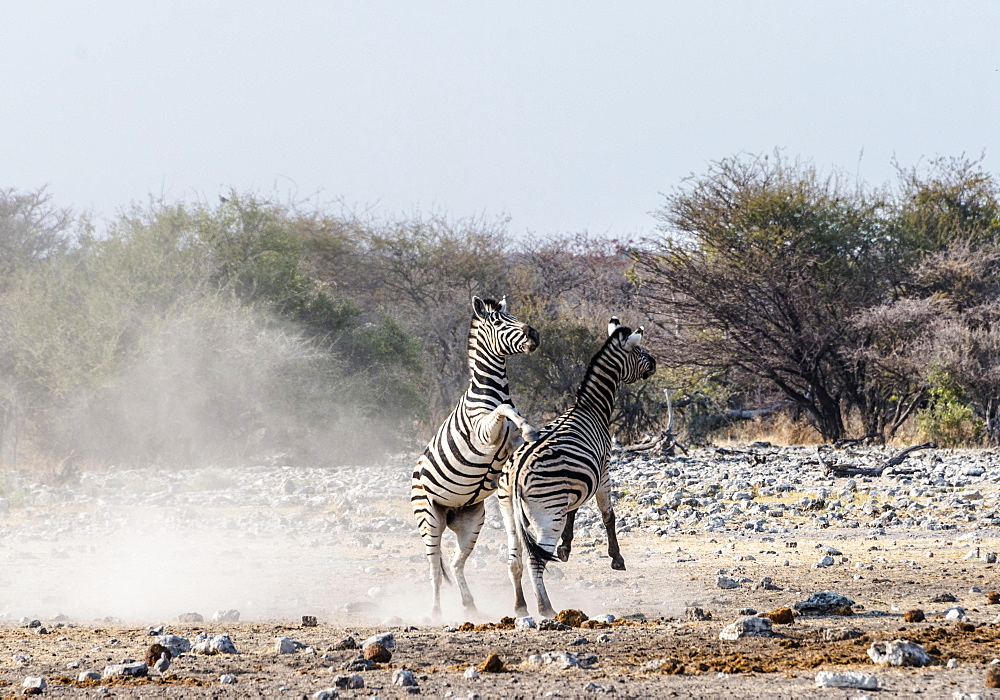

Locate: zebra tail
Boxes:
[515,482,558,568]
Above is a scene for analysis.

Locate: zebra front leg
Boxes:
[498,488,529,617]
[487,405,539,443]
[445,502,486,618]
[412,475,449,618]
[556,509,576,562]
[595,486,626,571]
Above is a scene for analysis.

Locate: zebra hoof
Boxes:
[556,545,571,562]
[610,556,626,571]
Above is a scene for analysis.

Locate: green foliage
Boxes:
[917,377,984,447]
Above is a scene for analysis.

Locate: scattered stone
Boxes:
[591,614,616,624]
[364,643,392,663]
[948,658,959,668]
[78,672,101,681]
[766,607,794,624]
[555,609,589,627]
[332,636,357,650]
[361,632,395,650]
[156,635,191,657]
[333,673,364,689]
[478,653,505,673]
[340,658,376,672]
[392,668,418,687]
[528,651,580,669]
[538,618,572,631]
[822,627,865,641]
[212,609,240,623]
[193,634,237,655]
[945,607,968,621]
[515,616,537,630]
[867,639,929,667]
[276,637,302,654]
[794,591,854,615]
[736,607,757,616]
[987,591,1000,606]
[302,615,318,627]
[21,677,46,695]
[583,681,617,693]
[685,607,712,621]
[220,674,237,684]
[719,616,772,640]
[987,666,1000,688]
[313,689,339,700]
[463,667,480,679]
[932,592,959,603]
[102,662,149,678]
[815,671,878,689]
[983,552,998,564]
[23,619,41,628]
[716,575,740,589]
[814,555,835,568]
[177,612,203,623]
[904,609,926,623]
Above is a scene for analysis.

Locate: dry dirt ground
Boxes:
[1,450,1000,697]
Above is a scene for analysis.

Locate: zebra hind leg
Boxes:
[498,489,529,617]
[445,502,486,617]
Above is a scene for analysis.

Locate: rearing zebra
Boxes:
[411,296,540,618]
[498,318,656,618]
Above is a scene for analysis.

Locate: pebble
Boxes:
[794,591,854,615]
[192,634,237,655]
[102,662,148,678]
[716,575,740,589]
[78,672,101,681]
[719,616,772,640]
[276,637,301,654]
[212,609,240,623]
[22,677,47,695]
[361,632,395,649]
[392,668,418,687]
[464,667,480,679]
[333,673,364,689]
[313,689,340,700]
[515,616,537,630]
[814,671,878,689]
[528,651,580,669]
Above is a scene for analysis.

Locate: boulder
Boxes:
[867,639,929,667]
[794,591,854,615]
[814,671,878,689]
[719,615,773,641]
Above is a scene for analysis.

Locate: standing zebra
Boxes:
[498,318,656,619]
[411,296,540,618]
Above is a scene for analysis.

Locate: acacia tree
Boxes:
[634,153,904,441]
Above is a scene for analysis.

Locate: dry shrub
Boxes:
[711,412,822,446]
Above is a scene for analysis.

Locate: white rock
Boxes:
[529,651,579,669]
[78,672,101,681]
[814,555,836,568]
[220,674,237,684]
[945,607,967,621]
[102,662,148,678]
[193,634,237,655]
[464,667,480,679]
[275,637,301,654]
[392,668,418,686]
[867,639,929,667]
[719,616,773,641]
[156,635,192,656]
[212,609,240,623]
[716,575,740,589]
[313,689,339,700]
[947,658,958,668]
[515,616,537,630]
[361,632,395,649]
[814,671,878,689]
[22,677,47,692]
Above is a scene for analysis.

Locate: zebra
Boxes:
[411,296,540,618]
[498,318,656,619]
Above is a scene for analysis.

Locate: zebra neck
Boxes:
[466,319,512,408]
[574,346,621,424]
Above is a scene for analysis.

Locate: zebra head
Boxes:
[607,317,656,384]
[472,296,540,356]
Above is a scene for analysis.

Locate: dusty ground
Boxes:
[1,447,1000,697]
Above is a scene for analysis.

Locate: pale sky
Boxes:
[2,2,998,238]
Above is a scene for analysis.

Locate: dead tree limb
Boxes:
[818,442,936,477]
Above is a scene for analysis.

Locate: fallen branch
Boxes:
[818,442,936,477]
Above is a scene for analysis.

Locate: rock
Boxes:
[333,673,364,689]
[577,653,598,668]
[78,672,101,681]
[987,666,1000,688]
[515,616,537,630]
[156,635,191,656]
[193,634,237,655]
[986,591,1000,605]
[102,662,149,678]
[464,667,480,679]
[814,555,835,568]
[313,689,339,700]
[592,614,616,624]
[904,609,926,623]
[766,607,794,624]
[945,607,968,621]
[212,609,240,623]
[361,632,395,650]
[555,609,589,627]
[583,681,616,693]
[538,618,572,631]
[737,607,757,616]
[392,668,418,687]
[363,643,392,663]
[716,575,740,589]
[21,677,46,695]
[276,637,302,654]
[794,591,854,615]
[177,612,204,623]
[332,636,357,650]
[867,639,930,667]
[821,626,865,642]
[814,671,878,689]
[719,615,773,640]
[478,653,505,673]
[983,552,998,564]
[220,674,237,684]
[302,615,318,627]
[685,607,712,621]
[528,651,580,669]
[932,592,959,603]
[340,658,376,672]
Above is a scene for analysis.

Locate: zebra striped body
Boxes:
[411,296,539,617]
[498,318,655,618]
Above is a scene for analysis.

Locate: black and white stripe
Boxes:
[498,318,656,618]
[411,296,539,617]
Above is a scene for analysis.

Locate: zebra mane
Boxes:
[574,325,633,404]
[467,298,503,372]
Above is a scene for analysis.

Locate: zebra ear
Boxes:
[607,317,621,337]
[472,296,488,319]
[624,328,643,350]
[499,296,508,313]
